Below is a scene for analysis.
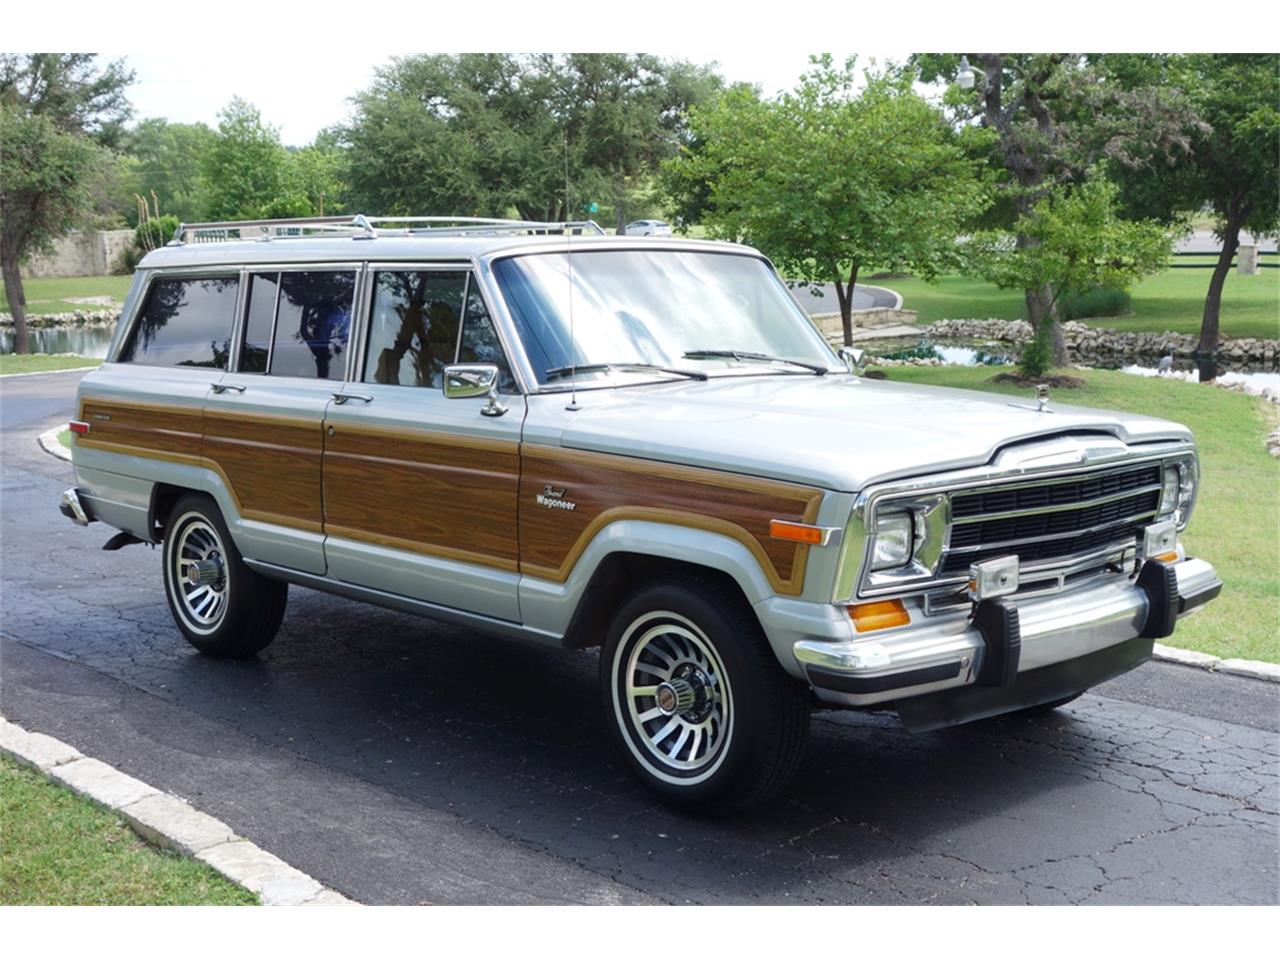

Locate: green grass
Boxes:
[0,757,258,905]
[878,266,1279,339]
[869,364,1279,663]
[0,354,102,374]
[57,428,72,450]
[1,275,132,315]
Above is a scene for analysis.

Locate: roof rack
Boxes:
[169,215,607,245]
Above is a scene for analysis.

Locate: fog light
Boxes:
[968,556,1019,601]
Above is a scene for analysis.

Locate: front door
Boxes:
[321,266,524,619]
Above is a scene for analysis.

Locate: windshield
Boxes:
[491,250,839,386]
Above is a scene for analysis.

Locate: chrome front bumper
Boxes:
[794,558,1222,713]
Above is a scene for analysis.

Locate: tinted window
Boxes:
[119,276,238,368]
[457,285,516,393]
[238,273,278,374]
[363,271,466,388]
[270,272,354,380]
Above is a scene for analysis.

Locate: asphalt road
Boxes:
[1,370,1277,905]
[786,281,900,315]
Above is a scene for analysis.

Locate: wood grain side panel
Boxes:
[519,446,824,596]
[323,427,521,565]
[79,397,203,459]
[201,408,325,529]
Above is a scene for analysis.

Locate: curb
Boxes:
[0,365,99,379]
[1152,644,1280,682]
[0,716,357,906]
[37,425,72,463]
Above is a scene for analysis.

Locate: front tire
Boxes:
[602,577,810,815]
[162,494,287,658]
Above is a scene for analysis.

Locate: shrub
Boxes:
[133,215,181,254]
[1018,328,1054,379]
[1060,286,1131,320]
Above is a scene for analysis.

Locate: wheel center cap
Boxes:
[655,678,697,716]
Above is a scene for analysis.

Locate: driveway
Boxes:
[1,370,1277,905]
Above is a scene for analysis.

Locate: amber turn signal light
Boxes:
[848,599,910,633]
[769,520,824,545]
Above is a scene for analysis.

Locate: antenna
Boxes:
[563,130,580,412]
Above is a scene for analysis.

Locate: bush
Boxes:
[1060,286,1131,320]
[133,215,181,254]
[1018,328,1054,379]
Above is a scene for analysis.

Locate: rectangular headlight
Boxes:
[1158,457,1198,529]
[870,510,914,571]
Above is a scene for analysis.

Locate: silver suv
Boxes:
[60,215,1222,813]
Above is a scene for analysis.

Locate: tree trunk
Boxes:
[0,242,30,355]
[1196,210,1245,384]
[1024,284,1066,367]
[834,263,860,347]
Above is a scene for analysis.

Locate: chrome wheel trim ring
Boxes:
[167,512,228,636]
[612,610,734,786]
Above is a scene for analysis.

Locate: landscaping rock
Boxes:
[50,757,159,809]
[120,793,239,856]
[0,717,83,771]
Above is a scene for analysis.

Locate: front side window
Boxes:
[119,275,239,368]
[492,250,839,386]
[362,271,515,391]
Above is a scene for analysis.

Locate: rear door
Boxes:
[320,265,524,619]
[205,264,360,574]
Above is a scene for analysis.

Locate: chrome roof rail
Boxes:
[168,215,607,245]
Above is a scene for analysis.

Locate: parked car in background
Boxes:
[623,219,672,236]
[60,214,1221,814]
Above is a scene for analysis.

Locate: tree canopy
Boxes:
[341,53,720,229]
[665,57,991,344]
[0,54,133,352]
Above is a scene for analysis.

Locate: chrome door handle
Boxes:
[210,383,246,394]
[331,393,373,405]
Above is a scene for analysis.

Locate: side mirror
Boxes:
[443,364,508,417]
[838,346,866,374]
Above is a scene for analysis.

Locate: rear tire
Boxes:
[162,493,287,658]
[601,576,810,815]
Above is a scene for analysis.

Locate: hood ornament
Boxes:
[1035,384,1050,412]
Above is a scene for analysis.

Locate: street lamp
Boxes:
[957,55,976,90]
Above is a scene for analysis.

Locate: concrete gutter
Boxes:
[0,716,357,906]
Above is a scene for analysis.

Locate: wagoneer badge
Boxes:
[536,485,577,512]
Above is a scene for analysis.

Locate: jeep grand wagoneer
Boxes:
[60,215,1222,813]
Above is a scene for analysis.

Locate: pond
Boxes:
[0,325,115,358]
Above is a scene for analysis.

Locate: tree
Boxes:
[341,54,719,226]
[666,57,990,345]
[916,54,1201,364]
[0,54,133,353]
[970,176,1172,376]
[124,118,217,222]
[201,98,289,220]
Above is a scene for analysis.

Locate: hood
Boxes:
[535,374,1193,492]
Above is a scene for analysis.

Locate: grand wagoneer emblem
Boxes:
[535,485,577,511]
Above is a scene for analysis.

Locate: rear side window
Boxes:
[119,275,239,368]
[236,270,354,380]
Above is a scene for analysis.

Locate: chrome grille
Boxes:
[941,463,1162,576]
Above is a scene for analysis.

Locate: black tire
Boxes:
[161,493,287,658]
[601,576,810,815]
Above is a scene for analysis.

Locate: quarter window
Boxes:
[457,284,516,393]
[119,275,239,368]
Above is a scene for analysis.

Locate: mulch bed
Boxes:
[989,372,1086,389]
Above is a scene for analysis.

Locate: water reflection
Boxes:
[0,326,115,358]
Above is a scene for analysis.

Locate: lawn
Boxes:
[0,354,102,375]
[1,275,132,315]
[0,756,257,905]
[877,266,1279,339]
[870,364,1279,663]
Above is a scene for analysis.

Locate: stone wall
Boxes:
[812,308,919,338]
[926,318,1279,371]
[20,230,133,279]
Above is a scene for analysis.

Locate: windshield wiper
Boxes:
[544,362,708,382]
[682,349,827,375]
